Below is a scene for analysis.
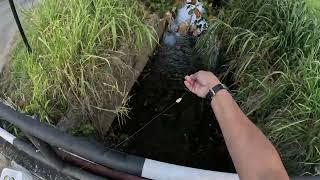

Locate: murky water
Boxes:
[106,1,235,173]
[154,34,195,87]
[106,30,235,173]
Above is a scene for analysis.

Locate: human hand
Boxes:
[184,71,221,98]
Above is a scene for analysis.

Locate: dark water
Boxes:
[108,32,235,173]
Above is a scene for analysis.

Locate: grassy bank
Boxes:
[141,0,173,15]
[307,0,320,13]
[2,0,155,136]
[197,0,320,175]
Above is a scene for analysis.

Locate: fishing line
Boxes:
[113,93,187,149]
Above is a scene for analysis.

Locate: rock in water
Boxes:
[163,31,178,47]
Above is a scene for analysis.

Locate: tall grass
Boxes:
[197,0,320,175]
[2,0,156,136]
[307,0,320,13]
[141,0,174,15]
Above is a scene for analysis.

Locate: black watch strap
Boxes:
[206,84,227,101]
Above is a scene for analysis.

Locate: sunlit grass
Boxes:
[307,0,320,13]
[2,0,156,135]
[197,0,320,175]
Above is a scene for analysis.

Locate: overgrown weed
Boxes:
[2,0,156,136]
[197,0,320,175]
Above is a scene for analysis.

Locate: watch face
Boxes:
[206,84,228,101]
[212,84,224,93]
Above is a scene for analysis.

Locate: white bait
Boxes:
[176,97,183,103]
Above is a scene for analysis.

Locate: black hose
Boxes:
[0,103,145,176]
[13,138,105,180]
[12,136,320,180]
[25,134,65,170]
[8,0,32,52]
[56,149,146,180]
[0,103,319,179]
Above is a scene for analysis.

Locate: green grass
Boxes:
[307,0,320,13]
[2,0,156,136]
[197,0,320,175]
[141,0,174,15]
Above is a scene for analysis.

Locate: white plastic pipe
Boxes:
[142,159,239,180]
[0,127,15,144]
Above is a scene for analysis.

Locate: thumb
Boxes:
[184,80,192,90]
[184,80,198,95]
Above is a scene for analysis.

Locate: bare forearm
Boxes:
[183,70,288,179]
[211,90,288,180]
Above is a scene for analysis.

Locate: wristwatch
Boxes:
[205,84,228,101]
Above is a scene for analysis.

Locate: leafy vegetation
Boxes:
[142,0,174,15]
[2,0,155,135]
[141,0,216,16]
[307,0,320,13]
[197,0,320,175]
[69,122,96,137]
